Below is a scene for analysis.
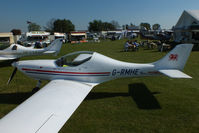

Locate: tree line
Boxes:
[11,19,161,34]
[27,19,75,33]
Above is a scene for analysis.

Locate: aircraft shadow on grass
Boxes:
[0,60,15,68]
[86,83,162,110]
[0,83,161,110]
[0,92,32,104]
[128,83,161,110]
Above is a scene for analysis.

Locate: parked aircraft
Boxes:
[0,39,63,61]
[0,44,193,133]
[140,32,172,41]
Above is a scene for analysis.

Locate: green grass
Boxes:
[0,39,199,133]
[0,43,10,50]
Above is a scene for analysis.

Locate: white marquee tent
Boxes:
[174,10,199,43]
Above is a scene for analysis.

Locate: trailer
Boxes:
[68,32,88,44]
[19,31,50,47]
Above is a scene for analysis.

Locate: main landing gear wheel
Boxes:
[32,80,41,93]
[32,87,40,93]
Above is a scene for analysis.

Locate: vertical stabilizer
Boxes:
[45,39,63,55]
[154,44,193,78]
[154,44,193,70]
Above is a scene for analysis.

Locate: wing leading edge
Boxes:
[0,56,17,60]
[0,80,97,133]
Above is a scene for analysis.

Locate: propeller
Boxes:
[7,67,17,85]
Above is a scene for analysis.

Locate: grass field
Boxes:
[0,39,199,133]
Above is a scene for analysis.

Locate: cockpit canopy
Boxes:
[11,45,17,50]
[55,51,94,67]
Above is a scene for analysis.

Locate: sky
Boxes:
[0,0,199,32]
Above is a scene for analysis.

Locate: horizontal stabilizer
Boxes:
[159,69,192,78]
[44,51,56,54]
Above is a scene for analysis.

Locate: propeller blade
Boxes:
[7,67,17,85]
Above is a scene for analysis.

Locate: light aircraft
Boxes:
[0,44,193,133]
[0,38,63,61]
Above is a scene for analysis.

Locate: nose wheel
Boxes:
[32,80,41,93]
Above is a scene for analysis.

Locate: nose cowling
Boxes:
[11,61,31,69]
[11,61,28,71]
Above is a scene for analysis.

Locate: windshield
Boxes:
[56,51,93,67]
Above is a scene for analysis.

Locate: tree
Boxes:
[125,24,129,30]
[44,18,56,33]
[11,29,21,35]
[28,22,41,31]
[103,22,115,31]
[122,25,126,30]
[88,20,103,32]
[88,20,116,32]
[140,23,151,30]
[152,24,161,30]
[130,23,135,27]
[122,23,135,30]
[111,20,120,29]
[53,19,75,33]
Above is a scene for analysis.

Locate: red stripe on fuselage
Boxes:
[22,68,110,75]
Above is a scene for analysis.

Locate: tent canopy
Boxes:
[175,10,199,29]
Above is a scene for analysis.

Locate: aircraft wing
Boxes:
[158,69,192,78]
[0,56,17,60]
[0,80,97,133]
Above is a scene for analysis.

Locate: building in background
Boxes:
[174,10,199,44]
[0,32,14,44]
[54,32,66,43]
[19,31,50,47]
[68,31,88,44]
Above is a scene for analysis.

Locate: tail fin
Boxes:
[154,44,193,78]
[45,39,63,56]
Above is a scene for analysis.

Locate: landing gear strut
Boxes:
[32,80,41,93]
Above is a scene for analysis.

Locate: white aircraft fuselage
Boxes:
[0,44,46,57]
[14,44,194,84]
[0,39,63,60]
[14,52,162,84]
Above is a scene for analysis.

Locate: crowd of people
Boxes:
[124,40,139,52]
